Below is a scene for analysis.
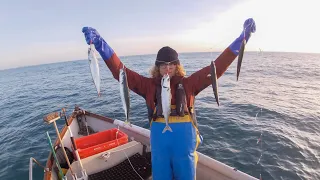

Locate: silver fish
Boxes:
[237,38,246,81]
[88,44,101,96]
[161,74,173,133]
[120,66,131,126]
[210,61,219,106]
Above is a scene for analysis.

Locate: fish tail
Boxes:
[162,124,173,133]
[124,120,132,127]
[214,94,220,106]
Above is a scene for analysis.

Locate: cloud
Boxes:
[173,0,320,53]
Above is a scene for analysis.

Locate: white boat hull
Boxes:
[42,107,258,180]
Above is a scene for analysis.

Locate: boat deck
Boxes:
[89,153,152,180]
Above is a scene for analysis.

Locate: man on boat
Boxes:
[82,18,256,180]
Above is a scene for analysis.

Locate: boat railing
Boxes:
[29,157,50,180]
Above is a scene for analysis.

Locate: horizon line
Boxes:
[1,50,319,71]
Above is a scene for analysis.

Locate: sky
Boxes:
[0,0,319,70]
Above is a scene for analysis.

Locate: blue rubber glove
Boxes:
[229,18,256,55]
[82,27,114,60]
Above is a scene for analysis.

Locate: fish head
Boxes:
[161,74,170,88]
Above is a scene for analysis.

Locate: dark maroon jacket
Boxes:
[103,48,237,120]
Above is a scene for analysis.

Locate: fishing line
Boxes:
[255,108,263,180]
[107,105,118,121]
[255,48,264,180]
[110,96,125,122]
[115,126,144,180]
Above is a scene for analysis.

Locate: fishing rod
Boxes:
[43,112,76,179]
[61,108,88,180]
[46,131,66,180]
